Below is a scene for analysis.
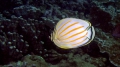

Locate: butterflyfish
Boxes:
[50,18,95,49]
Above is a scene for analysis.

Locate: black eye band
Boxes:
[90,26,94,40]
[86,26,93,40]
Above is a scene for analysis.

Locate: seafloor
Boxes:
[0,0,120,67]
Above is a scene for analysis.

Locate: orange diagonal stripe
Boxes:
[61,26,84,37]
[63,29,87,40]
[72,37,88,46]
[57,20,71,33]
[69,32,88,42]
[63,32,88,43]
[59,22,79,35]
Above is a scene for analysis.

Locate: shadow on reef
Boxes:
[81,41,116,67]
[90,7,113,33]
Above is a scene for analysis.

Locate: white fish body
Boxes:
[51,18,95,49]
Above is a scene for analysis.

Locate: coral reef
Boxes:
[95,28,120,67]
[0,18,29,64]
[112,24,120,37]
[112,13,120,38]
[0,13,53,64]
[13,5,43,19]
[92,0,117,19]
[2,55,48,67]
[0,0,120,67]
[90,6,113,32]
